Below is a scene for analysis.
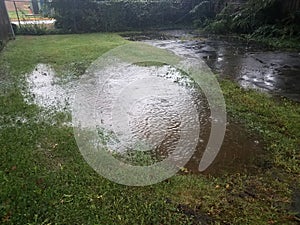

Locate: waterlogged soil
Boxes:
[122,30,300,102]
[25,64,76,111]
[25,62,264,175]
[186,122,264,175]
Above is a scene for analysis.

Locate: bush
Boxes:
[14,23,66,35]
[251,24,300,39]
[51,0,188,33]
[189,1,215,27]
[204,20,229,34]
[16,24,49,35]
[204,0,300,39]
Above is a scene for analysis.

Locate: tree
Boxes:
[31,0,39,14]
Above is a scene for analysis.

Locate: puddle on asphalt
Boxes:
[123,30,300,102]
[24,59,264,175]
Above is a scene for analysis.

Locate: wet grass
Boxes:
[221,81,300,174]
[1,33,127,78]
[245,36,300,51]
[0,34,299,224]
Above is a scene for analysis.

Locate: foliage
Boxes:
[203,0,300,39]
[246,35,300,49]
[179,0,215,26]
[50,0,189,33]
[204,19,230,33]
[15,24,49,35]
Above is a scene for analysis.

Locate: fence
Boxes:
[0,0,14,49]
[4,0,53,28]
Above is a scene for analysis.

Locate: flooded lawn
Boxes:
[123,30,300,102]
[24,62,264,175]
[185,121,263,175]
[1,33,299,224]
[25,64,76,111]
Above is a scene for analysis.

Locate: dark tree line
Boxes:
[51,0,197,32]
[50,0,300,38]
[195,0,300,38]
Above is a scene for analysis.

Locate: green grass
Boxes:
[221,80,300,173]
[245,35,300,50]
[8,10,31,20]
[1,33,127,76]
[0,33,299,224]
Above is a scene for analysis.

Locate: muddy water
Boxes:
[86,64,203,168]
[186,122,263,175]
[123,30,300,102]
[194,41,300,101]
[25,53,263,175]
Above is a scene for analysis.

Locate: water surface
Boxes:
[24,50,264,175]
[123,30,300,101]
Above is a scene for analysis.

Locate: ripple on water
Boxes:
[92,64,204,162]
[26,60,264,174]
[133,31,300,102]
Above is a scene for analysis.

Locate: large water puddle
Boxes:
[24,54,263,175]
[123,30,300,102]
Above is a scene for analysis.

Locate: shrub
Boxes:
[51,0,188,33]
[204,0,300,39]
[16,24,48,35]
[204,20,229,34]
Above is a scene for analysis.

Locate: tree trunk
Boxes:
[31,0,39,14]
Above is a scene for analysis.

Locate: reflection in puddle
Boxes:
[25,60,263,174]
[186,122,263,175]
[124,30,300,102]
[89,64,203,166]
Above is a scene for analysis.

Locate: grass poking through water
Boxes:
[0,34,299,224]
